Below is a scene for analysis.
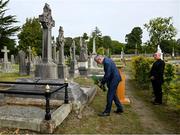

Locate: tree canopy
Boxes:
[0,0,20,57]
[17,18,42,56]
[144,17,177,52]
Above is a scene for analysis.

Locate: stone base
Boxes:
[2,62,12,73]
[35,62,57,79]
[58,64,68,79]
[78,67,88,76]
[0,104,72,133]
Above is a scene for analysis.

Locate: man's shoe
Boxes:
[114,110,123,114]
[98,112,110,117]
[151,101,162,105]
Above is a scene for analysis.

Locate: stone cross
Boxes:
[57,26,65,65]
[1,46,9,62]
[39,3,55,63]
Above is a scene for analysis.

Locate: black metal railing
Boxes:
[0,81,69,120]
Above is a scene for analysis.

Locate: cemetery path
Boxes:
[125,74,171,133]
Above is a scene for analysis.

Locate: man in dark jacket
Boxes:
[150,52,165,105]
[94,55,123,116]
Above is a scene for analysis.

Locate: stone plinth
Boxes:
[35,62,58,79]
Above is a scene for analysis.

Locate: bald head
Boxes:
[94,55,104,64]
[154,52,161,60]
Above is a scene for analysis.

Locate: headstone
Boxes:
[56,26,67,80]
[35,3,58,79]
[26,46,32,75]
[11,55,15,64]
[18,50,27,75]
[78,37,88,76]
[69,40,76,77]
[157,45,163,60]
[1,46,12,72]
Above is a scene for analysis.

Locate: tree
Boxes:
[0,0,20,58]
[18,18,42,56]
[125,27,143,54]
[111,40,125,54]
[64,37,73,56]
[144,17,177,52]
[88,26,103,54]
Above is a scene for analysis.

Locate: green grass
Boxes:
[128,78,180,133]
[0,72,30,81]
[55,88,146,134]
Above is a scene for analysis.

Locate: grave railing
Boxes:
[0,81,69,120]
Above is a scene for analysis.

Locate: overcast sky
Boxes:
[7,0,180,43]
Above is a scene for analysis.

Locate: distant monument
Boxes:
[90,36,97,69]
[78,37,88,76]
[52,37,57,63]
[35,3,57,79]
[157,45,163,60]
[1,46,12,72]
[69,40,76,77]
[18,50,27,75]
[56,26,67,80]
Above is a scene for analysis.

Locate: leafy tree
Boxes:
[17,18,42,56]
[111,40,125,54]
[125,27,143,54]
[64,37,73,56]
[160,39,177,55]
[82,32,88,41]
[144,17,177,52]
[0,0,20,58]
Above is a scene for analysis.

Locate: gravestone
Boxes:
[157,45,163,60]
[78,37,88,76]
[27,46,32,75]
[11,55,15,64]
[90,36,97,69]
[35,3,57,79]
[1,46,12,72]
[56,26,68,80]
[18,50,27,75]
[69,40,76,77]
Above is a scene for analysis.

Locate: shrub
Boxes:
[131,56,153,87]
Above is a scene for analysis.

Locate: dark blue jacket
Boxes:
[101,57,121,87]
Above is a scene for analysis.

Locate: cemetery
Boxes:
[0,0,180,134]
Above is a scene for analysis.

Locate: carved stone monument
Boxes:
[35,3,57,79]
[69,40,76,77]
[78,37,88,76]
[1,46,12,72]
[57,26,67,80]
[90,36,97,69]
[157,45,163,60]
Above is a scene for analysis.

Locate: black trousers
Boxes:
[151,80,163,103]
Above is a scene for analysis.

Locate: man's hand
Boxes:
[150,76,155,80]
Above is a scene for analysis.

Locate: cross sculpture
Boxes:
[1,46,9,63]
[57,26,65,65]
[39,3,55,63]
